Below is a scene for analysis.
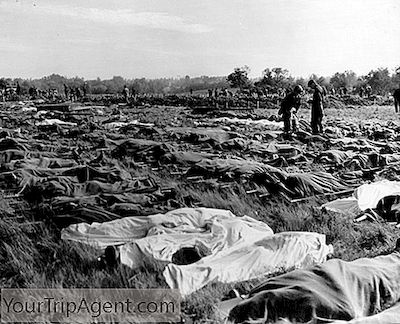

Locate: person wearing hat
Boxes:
[278,85,304,137]
[308,79,324,134]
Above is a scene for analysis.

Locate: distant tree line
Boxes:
[0,74,229,97]
[1,66,399,97]
[228,66,400,95]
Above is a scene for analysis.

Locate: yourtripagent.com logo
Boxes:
[0,289,181,323]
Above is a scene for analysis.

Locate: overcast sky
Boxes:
[1,0,399,79]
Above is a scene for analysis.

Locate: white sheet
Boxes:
[213,117,283,130]
[62,208,333,296]
[163,231,333,296]
[36,119,77,127]
[322,180,400,215]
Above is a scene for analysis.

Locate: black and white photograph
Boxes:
[0,0,400,323]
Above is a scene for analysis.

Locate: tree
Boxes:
[294,77,308,89]
[365,68,392,95]
[330,70,358,90]
[255,67,294,90]
[227,66,251,89]
[391,67,400,90]
[309,74,330,90]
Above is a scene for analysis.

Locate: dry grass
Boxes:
[1,105,399,323]
[1,179,397,323]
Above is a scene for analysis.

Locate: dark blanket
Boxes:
[228,253,400,323]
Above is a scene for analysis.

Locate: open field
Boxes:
[1,98,400,323]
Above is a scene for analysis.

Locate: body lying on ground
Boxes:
[228,250,400,323]
[62,208,333,296]
[189,158,353,198]
[322,180,400,223]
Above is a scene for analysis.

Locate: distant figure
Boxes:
[214,88,219,98]
[131,88,136,101]
[394,85,400,113]
[64,84,70,100]
[16,82,21,96]
[70,87,76,101]
[208,89,213,98]
[308,80,324,134]
[359,87,365,98]
[278,85,304,136]
[365,85,372,98]
[123,85,130,103]
[189,88,193,95]
[75,87,82,101]
[28,87,34,98]
[82,82,88,97]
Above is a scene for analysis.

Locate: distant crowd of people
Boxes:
[201,84,380,102]
[206,87,284,100]
[1,82,89,102]
[1,81,399,120]
[0,82,21,102]
[63,83,88,102]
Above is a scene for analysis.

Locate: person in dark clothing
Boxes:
[82,82,88,97]
[365,85,372,98]
[123,85,130,103]
[76,87,82,100]
[16,82,21,96]
[63,84,70,101]
[70,87,76,101]
[308,80,324,134]
[359,87,365,98]
[278,85,304,136]
[393,86,400,113]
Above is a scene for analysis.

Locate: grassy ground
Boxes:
[1,179,398,322]
[1,105,399,323]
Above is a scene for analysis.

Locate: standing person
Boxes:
[308,79,324,134]
[123,85,130,103]
[214,88,218,98]
[278,85,304,137]
[70,87,76,101]
[64,84,69,101]
[365,85,372,98]
[82,82,88,97]
[394,85,400,113]
[359,87,365,98]
[16,82,21,96]
[75,87,82,101]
